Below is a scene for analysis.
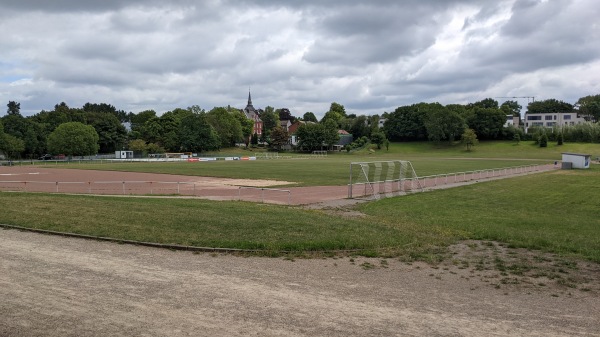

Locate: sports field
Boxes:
[1,141,599,262]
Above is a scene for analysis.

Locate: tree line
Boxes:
[1,94,599,159]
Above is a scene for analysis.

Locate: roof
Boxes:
[562,153,591,157]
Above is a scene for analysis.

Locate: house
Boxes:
[524,111,588,133]
[287,120,312,146]
[504,115,520,128]
[241,90,263,136]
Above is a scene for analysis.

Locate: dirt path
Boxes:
[1,229,598,337]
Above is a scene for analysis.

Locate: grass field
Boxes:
[2,165,599,262]
[35,141,600,186]
[3,141,599,262]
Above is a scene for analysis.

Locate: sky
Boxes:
[1,0,599,118]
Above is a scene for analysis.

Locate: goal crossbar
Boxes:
[348,160,423,198]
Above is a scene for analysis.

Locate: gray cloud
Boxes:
[0,0,598,117]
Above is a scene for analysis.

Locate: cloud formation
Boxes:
[1,0,598,117]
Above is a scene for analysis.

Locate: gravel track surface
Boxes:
[1,229,598,337]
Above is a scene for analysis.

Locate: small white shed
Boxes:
[115,151,133,159]
[561,153,591,169]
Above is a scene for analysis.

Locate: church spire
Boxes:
[247,88,253,106]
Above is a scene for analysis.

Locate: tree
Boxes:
[465,107,505,140]
[539,133,548,148]
[6,101,21,116]
[47,122,99,157]
[349,115,370,139]
[128,139,148,153]
[233,109,254,147]
[130,110,157,135]
[206,107,242,147]
[575,94,600,122]
[85,110,127,153]
[527,99,573,115]
[461,128,478,151]
[179,113,220,153]
[322,119,340,149]
[470,98,499,110]
[0,133,24,159]
[370,131,386,149]
[383,104,428,141]
[269,126,289,151]
[296,123,325,152]
[423,104,465,143]
[260,106,279,141]
[557,132,564,145]
[500,100,522,117]
[302,112,318,123]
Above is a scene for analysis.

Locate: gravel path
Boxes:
[1,229,598,337]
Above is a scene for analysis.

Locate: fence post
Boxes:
[261,188,265,203]
[88,182,91,194]
[24,181,27,192]
[56,181,59,193]
[122,181,125,195]
[177,182,180,194]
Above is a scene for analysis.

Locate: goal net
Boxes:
[348,160,423,198]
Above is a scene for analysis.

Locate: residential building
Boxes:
[524,111,588,133]
[504,115,520,128]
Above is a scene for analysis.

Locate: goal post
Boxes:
[348,160,423,198]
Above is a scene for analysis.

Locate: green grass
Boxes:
[359,166,600,262]
[36,140,596,186]
[3,141,600,262]
[1,166,599,261]
[0,194,409,252]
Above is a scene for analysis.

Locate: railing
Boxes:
[238,186,291,205]
[349,163,555,198]
[0,180,198,195]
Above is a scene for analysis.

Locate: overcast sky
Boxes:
[1,0,599,118]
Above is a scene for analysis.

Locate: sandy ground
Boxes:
[1,229,598,337]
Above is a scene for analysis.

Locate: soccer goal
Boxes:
[348,160,423,198]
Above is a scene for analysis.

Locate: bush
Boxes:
[539,133,548,147]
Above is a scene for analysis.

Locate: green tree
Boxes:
[234,109,254,147]
[461,128,478,151]
[465,107,505,140]
[349,115,370,139]
[85,110,127,153]
[539,133,548,147]
[130,110,157,137]
[260,106,279,141]
[128,139,148,153]
[470,98,499,109]
[179,113,220,153]
[500,100,522,117]
[6,101,21,116]
[423,104,465,143]
[0,133,25,159]
[47,122,99,157]
[302,112,318,123]
[322,119,340,149]
[575,94,600,122]
[296,123,325,152]
[269,126,289,151]
[557,132,564,145]
[527,99,573,114]
[383,104,428,141]
[370,131,386,149]
[206,107,242,147]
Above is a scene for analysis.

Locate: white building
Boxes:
[524,111,588,133]
[561,153,591,169]
[504,115,520,128]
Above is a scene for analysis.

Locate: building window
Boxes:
[563,115,572,120]
[546,122,555,127]
[532,122,543,126]
[545,115,553,120]
[527,116,542,121]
